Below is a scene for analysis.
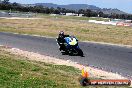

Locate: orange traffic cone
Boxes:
[82,67,89,78]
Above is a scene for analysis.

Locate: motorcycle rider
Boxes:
[57,32,83,56]
[57,31,69,51]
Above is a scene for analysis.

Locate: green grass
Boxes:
[0,47,82,88]
[0,10,10,12]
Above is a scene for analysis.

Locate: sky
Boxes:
[9,0,132,14]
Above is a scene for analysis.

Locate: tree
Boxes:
[0,0,11,10]
[98,11,104,17]
[78,9,85,14]
[45,7,50,14]
[33,5,44,13]
[54,9,60,14]
[2,0,9,4]
[11,2,21,11]
[50,7,55,14]
[57,7,61,12]
[84,9,92,17]
[61,8,66,14]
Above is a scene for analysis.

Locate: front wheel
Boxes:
[78,49,84,57]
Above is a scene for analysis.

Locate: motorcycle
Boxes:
[56,38,84,57]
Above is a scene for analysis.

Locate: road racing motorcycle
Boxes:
[56,37,84,57]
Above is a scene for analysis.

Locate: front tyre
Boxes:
[78,49,84,57]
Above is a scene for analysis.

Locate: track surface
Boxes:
[0,32,132,78]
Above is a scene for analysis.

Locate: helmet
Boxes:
[59,31,64,35]
[59,31,64,38]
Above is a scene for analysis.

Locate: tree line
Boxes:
[0,0,132,20]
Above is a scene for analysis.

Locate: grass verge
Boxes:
[0,16,132,46]
[0,47,82,88]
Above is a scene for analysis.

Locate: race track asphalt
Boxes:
[0,32,132,78]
